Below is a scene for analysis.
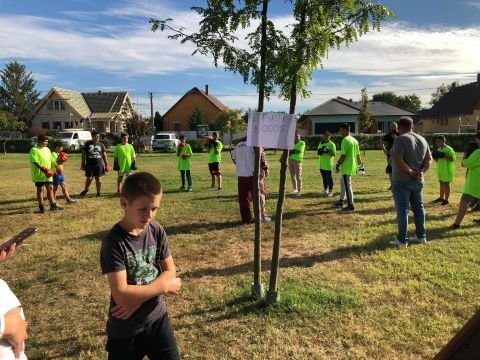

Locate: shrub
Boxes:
[189,139,207,153]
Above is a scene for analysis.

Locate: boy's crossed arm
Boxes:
[107,256,181,320]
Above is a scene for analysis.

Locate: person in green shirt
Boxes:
[29,135,63,213]
[288,132,305,196]
[205,132,223,191]
[176,135,193,192]
[317,131,336,197]
[333,123,363,211]
[449,133,480,229]
[431,135,456,205]
[113,133,137,194]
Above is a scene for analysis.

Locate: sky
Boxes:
[0,0,479,117]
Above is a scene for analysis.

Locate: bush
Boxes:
[101,132,121,148]
[0,139,34,153]
[189,139,207,153]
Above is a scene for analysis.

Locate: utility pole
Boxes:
[149,92,154,132]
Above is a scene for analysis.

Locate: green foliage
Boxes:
[154,111,163,131]
[430,81,460,106]
[188,138,207,153]
[0,110,26,131]
[372,91,421,113]
[0,61,40,123]
[0,138,32,153]
[124,112,151,146]
[213,108,247,143]
[102,132,121,148]
[188,106,205,131]
[358,88,372,132]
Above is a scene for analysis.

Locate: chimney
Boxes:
[205,84,209,95]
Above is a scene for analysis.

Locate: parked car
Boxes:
[56,130,92,150]
[152,132,180,151]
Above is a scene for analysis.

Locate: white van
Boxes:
[57,130,92,150]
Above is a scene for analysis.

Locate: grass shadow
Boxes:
[166,220,243,236]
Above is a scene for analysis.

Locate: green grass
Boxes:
[0,150,479,359]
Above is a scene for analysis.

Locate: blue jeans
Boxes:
[392,180,426,243]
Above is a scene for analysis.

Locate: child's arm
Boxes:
[107,255,181,319]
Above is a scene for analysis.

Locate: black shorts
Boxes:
[35,181,53,187]
[85,163,104,177]
[208,162,221,175]
[385,164,392,174]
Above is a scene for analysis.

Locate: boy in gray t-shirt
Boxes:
[100,172,181,359]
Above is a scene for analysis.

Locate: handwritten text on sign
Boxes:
[246,112,297,149]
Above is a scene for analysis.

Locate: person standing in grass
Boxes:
[176,135,193,192]
[449,133,480,229]
[431,135,456,205]
[113,133,136,194]
[381,122,399,190]
[317,131,336,197]
[288,132,305,196]
[80,130,110,197]
[100,172,182,360]
[51,141,76,204]
[333,123,362,211]
[389,116,432,247]
[29,135,63,213]
[205,132,223,191]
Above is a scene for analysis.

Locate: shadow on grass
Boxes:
[166,219,243,236]
[76,230,110,242]
[0,206,36,216]
[0,197,36,206]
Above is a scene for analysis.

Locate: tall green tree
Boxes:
[429,81,460,106]
[154,111,163,131]
[188,106,204,131]
[358,87,372,132]
[124,112,150,148]
[213,108,247,148]
[0,61,40,124]
[372,91,421,113]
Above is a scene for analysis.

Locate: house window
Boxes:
[173,122,181,131]
[52,100,65,111]
[53,122,61,129]
[42,122,50,129]
[64,122,73,129]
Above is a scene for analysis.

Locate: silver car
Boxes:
[152,132,180,151]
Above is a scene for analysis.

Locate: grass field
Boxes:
[1,149,479,360]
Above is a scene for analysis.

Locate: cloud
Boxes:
[466,1,480,10]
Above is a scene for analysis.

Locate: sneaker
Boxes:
[50,204,64,211]
[341,205,355,212]
[96,193,101,197]
[179,186,186,191]
[389,239,408,248]
[432,198,443,204]
[327,192,333,197]
[38,205,45,214]
[448,223,461,230]
[333,200,344,207]
[217,187,222,191]
[295,191,302,197]
[441,199,449,206]
[291,189,299,194]
[262,216,272,223]
[210,186,216,191]
[187,186,192,192]
[471,204,480,212]
[409,235,427,244]
[79,189,88,197]
[66,198,77,203]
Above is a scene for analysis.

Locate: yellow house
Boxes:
[420,75,480,134]
[162,86,227,131]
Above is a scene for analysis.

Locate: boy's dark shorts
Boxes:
[35,181,53,187]
[53,174,65,186]
[208,162,221,175]
[461,193,479,204]
[85,163,104,177]
[385,164,392,174]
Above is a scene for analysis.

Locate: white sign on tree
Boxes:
[246,112,297,149]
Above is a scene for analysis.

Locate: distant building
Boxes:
[162,85,227,132]
[28,87,134,133]
[420,74,480,134]
[300,97,417,135]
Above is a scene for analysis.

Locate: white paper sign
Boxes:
[246,112,297,149]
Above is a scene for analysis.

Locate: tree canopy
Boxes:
[372,91,421,113]
[429,82,460,106]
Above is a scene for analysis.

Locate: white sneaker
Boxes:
[409,235,427,244]
[327,192,333,197]
[296,191,302,197]
[389,239,408,248]
[262,216,272,223]
[291,190,299,194]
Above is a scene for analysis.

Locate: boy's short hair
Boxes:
[339,123,350,132]
[435,135,446,142]
[179,135,185,140]
[324,131,331,136]
[37,135,48,142]
[121,172,162,201]
[91,130,99,136]
[398,116,413,129]
[53,141,63,148]
[120,133,129,139]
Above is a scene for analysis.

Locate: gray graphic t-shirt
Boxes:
[100,221,171,338]
[83,140,106,166]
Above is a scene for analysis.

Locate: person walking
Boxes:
[288,132,305,196]
[389,116,432,247]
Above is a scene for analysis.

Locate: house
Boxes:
[162,86,227,132]
[299,97,416,135]
[28,87,134,134]
[420,74,480,134]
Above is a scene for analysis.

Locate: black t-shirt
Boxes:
[100,221,171,338]
[83,140,106,166]
[382,131,399,155]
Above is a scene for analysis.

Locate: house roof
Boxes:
[422,81,480,118]
[303,97,417,117]
[82,91,128,113]
[28,87,91,120]
[163,87,227,119]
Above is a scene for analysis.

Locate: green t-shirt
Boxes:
[114,143,136,173]
[340,135,360,176]
[29,145,53,182]
[317,140,336,171]
[177,143,193,170]
[436,145,456,182]
[289,140,305,162]
[463,149,480,199]
[208,139,223,163]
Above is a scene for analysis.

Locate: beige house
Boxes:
[420,74,480,134]
[28,87,134,133]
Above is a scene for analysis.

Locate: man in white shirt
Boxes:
[232,139,255,224]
